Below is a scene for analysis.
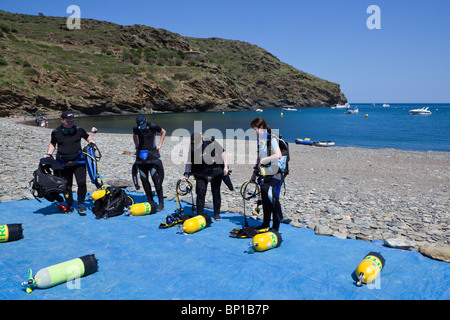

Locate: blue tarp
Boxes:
[1,192,449,300]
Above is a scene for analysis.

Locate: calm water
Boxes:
[43,103,450,152]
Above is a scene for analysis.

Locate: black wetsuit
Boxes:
[259,176,283,230]
[51,125,89,208]
[133,122,165,208]
[185,139,224,220]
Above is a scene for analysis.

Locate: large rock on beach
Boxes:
[419,245,450,263]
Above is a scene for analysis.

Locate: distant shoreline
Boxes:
[13,109,450,154]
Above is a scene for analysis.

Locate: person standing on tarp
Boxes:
[133,115,166,212]
[44,110,96,215]
[249,117,283,231]
[181,132,229,222]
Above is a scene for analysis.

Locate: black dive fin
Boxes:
[229,228,242,234]
[132,161,140,190]
[229,227,270,238]
[222,172,234,191]
[159,221,178,229]
[229,229,251,238]
[159,214,192,229]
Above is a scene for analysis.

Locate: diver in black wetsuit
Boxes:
[44,110,96,215]
[181,132,229,222]
[133,115,166,212]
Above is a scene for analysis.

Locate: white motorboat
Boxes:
[347,107,359,114]
[409,107,432,115]
[383,103,390,107]
[282,106,297,111]
[332,103,350,109]
[255,109,263,112]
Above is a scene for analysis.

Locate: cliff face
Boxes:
[0,10,346,117]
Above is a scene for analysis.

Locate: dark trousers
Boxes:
[138,160,164,206]
[259,177,283,230]
[61,162,87,208]
[195,174,222,217]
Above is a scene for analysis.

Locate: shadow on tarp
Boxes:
[1,192,449,300]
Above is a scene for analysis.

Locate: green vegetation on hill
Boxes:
[0,10,346,117]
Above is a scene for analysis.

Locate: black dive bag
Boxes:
[92,186,132,219]
[30,158,66,203]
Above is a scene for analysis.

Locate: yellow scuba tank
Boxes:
[250,230,282,252]
[180,215,206,234]
[91,189,108,201]
[355,252,385,286]
[129,202,152,216]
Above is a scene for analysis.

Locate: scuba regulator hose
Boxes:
[239,180,261,228]
[159,179,195,229]
[175,178,195,213]
[82,143,105,190]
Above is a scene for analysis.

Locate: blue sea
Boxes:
[46,103,450,152]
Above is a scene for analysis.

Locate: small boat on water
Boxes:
[409,106,432,115]
[383,103,390,107]
[332,103,350,109]
[255,109,263,112]
[347,107,359,114]
[282,106,297,111]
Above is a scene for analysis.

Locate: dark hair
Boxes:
[190,132,203,145]
[250,117,271,134]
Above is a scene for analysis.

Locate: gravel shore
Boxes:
[1,117,449,262]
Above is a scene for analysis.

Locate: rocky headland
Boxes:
[0,10,346,118]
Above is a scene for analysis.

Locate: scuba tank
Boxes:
[250,230,282,252]
[91,189,108,201]
[0,224,23,243]
[355,252,385,286]
[129,202,152,216]
[22,254,98,293]
[179,215,207,234]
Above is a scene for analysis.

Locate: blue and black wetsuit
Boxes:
[133,122,165,209]
[51,125,89,208]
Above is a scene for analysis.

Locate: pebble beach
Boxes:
[1,117,449,262]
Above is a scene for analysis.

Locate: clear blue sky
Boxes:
[2,0,449,103]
